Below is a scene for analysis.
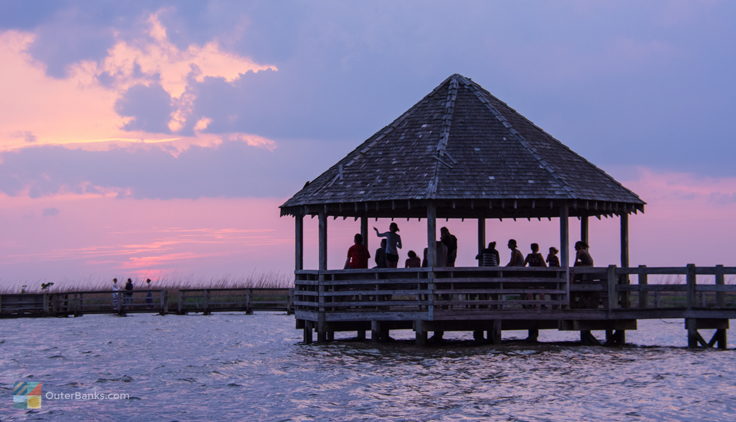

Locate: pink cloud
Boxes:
[0,13,278,155]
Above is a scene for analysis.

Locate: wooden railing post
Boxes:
[607,265,618,311]
[178,291,184,314]
[715,264,725,308]
[638,265,648,309]
[160,290,168,315]
[686,264,696,309]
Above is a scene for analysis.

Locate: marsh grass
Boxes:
[0,271,293,294]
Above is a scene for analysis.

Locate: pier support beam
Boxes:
[414,320,428,346]
[487,320,502,344]
[371,321,388,342]
[686,319,728,349]
[303,321,313,344]
[605,329,626,346]
[580,330,599,345]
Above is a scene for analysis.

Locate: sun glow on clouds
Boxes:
[0,11,277,154]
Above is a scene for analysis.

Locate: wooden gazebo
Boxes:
[280,74,648,344]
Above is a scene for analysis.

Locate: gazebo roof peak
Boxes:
[281,73,644,218]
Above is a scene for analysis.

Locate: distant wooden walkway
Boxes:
[0,288,294,317]
[294,265,736,348]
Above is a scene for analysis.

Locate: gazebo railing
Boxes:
[295,265,736,321]
[294,267,569,320]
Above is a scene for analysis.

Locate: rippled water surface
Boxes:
[1,313,735,421]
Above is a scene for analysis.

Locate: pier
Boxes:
[294,265,735,348]
[280,74,735,349]
[0,288,294,317]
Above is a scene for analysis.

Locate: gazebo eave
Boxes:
[279,198,645,219]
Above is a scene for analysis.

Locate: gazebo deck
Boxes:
[294,265,736,347]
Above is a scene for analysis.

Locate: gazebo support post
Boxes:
[560,202,571,311]
[317,212,328,342]
[360,215,369,253]
[427,203,437,324]
[477,218,486,257]
[619,212,631,309]
[295,214,303,271]
[560,203,569,269]
[580,216,589,244]
[620,213,629,268]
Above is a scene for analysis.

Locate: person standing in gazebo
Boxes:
[506,239,524,266]
[345,233,371,269]
[374,223,402,268]
[440,227,458,267]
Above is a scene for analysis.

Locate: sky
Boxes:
[1,0,735,287]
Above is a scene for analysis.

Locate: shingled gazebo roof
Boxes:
[281,74,644,219]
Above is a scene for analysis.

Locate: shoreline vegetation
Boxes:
[3,272,733,295]
[0,271,294,294]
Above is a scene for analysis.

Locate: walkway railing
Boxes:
[0,288,294,317]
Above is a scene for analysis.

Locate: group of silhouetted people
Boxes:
[345,224,461,269]
[111,277,154,311]
[345,226,595,269]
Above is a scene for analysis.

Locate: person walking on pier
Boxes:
[506,239,524,267]
[145,279,153,305]
[524,243,546,267]
[124,278,134,306]
[546,247,560,267]
[374,223,402,268]
[112,278,121,311]
[440,227,458,267]
[476,241,500,267]
[345,233,371,269]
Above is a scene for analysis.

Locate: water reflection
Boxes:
[0,314,733,421]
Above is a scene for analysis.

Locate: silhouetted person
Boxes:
[573,241,596,308]
[476,241,500,267]
[546,247,560,267]
[345,233,371,269]
[524,243,547,267]
[506,239,524,267]
[112,278,121,311]
[375,239,387,268]
[440,227,458,267]
[574,241,594,267]
[41,282,54,290]
[145,278,153,305]
[374,223,402,268]
[405,250,421,268]
[124,278,134,305]
[422,241,448,267]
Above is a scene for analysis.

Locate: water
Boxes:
[1,313,734,421]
